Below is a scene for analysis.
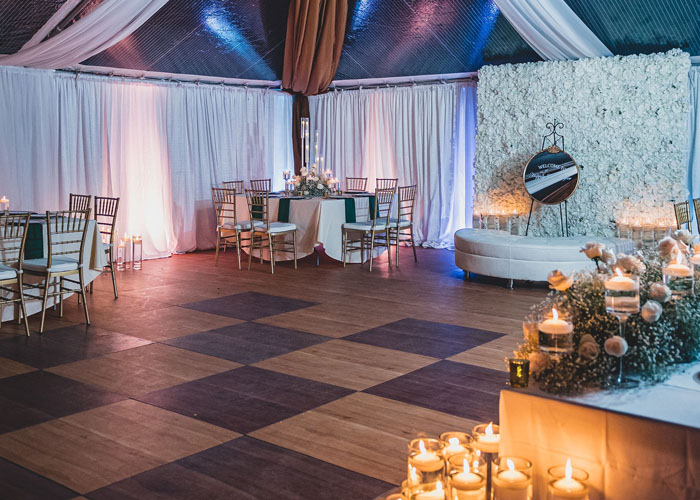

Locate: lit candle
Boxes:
[550,459,587,500]
[443,437,467,460]
[450,460,483,489]
[408,466,421,487]
[473,422,500,454]
[0,196,8,213]
[663,255,693,278]
[538,308,574,335]
[409,440,444,472]
[605,268,640,291]
[133,234,142,242]
[493,458,529,500]
[415,481,445,500]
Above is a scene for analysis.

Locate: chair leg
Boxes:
[293,231,297,270]
[268,234,275,274]
[385,230,392,269]
[18,276,29,337]
[110,263,118,299]
[342,230,347,267]
[39,273,51,334]
[395,229,400,268]
[411,227,418,262]
[59,277,64,318]
[248,233,255,271]
[369,231,376,272]
[78,268,90,325]
[236,231,242,270]
[215,232,221,265]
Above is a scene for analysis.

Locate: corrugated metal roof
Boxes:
[0,0,69,54]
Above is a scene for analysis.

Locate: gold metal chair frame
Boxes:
[376,178,398,191]
[346,177,368,192]
[342,187,395,272]
[389,185,418,267]
[674,201,691,230]
[222,180,244,192]
[0,213,31,336]
[23,210,91,333]
[245,189,297,274]
[250,179,272,192]
[69,193,92,217]
[212,187,252,270]
[93,196,120,298]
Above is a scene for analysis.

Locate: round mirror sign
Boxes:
[523,146,580,205]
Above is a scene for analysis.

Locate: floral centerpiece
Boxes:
[293,165,337,197]
[515,229,700,394]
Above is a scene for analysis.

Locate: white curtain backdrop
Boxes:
[309,82,478,248]
[0,65,292,258]
[0,0,169,68]
[493,0,612,60]
[689,66,700,229]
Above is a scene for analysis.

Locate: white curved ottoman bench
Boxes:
[454,229,635,285]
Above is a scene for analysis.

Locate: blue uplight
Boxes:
[468,0,500,69]
[350,0,377,34]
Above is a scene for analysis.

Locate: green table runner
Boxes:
[274,196,375,224]
[25,223,43,259]
[278,198,291,223]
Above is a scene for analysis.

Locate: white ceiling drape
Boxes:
[688,67,700,212]
[0,0,169,69]
[493,0,612,60]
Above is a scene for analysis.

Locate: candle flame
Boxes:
[409,466,419,482]
[552,308,558,321]
[676,254,683,266]
[615,268,623,278]
[473,459,479,470]
[485,422,493,436]
[507,458,515,471]
[418,440,426,454]
[448,437,459,447]
[565,458,573,480]
[436,481,443,492]
[463,459,470,474]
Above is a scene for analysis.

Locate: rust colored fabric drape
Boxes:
[283,0,348,173]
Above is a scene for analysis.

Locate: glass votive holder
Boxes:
[616,222,629,239]
[132,235,143,270]
[408,439,445,483]
[472,423,500,455]
[439,432,474,462]
[508,358,530,388]
[547,460,589,500]
[448,456,486,500]
[631,222,642,242]
[385,493,407,500]
[537,307,573,356]
[663,257,695,299]
[604,271,640,317]
[408,480,446,500]
[691,253,700,278]
[116,242,126,272]
[493,457,533,500]
[472,214,483,230]
[642,224,655,245]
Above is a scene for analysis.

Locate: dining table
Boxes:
[0,214,108,322]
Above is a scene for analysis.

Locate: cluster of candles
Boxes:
[0,195,9,215]
[472,210,521,235]
[389,424,589,500]
[117,233,143,271]
[615,216,676,245]
[282,166,340,194]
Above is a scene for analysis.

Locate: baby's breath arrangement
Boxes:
[517,235,700,395]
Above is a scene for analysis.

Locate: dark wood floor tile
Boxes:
[182,292,317,320]
[345,318,504,358]
[0,457,77,500]
[164,322,329,364]
[364,361,505,422]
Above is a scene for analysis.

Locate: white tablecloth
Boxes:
[0,219,107,322]
[499,363,700,500]
[229,195,387,263]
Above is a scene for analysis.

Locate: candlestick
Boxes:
[547,459,588,500]
[537,308,574,355]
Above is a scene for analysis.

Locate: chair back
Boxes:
[250,179,272,192]
[94,196,120,248]
[694,198,700,234]
[376,178,398,191]
[245,189,270,230]
[346,177,368,192]
[69,193,92,216]
[0,213,31,272]
[674,201,691,229]
[212,187,239,227]
[45,210,90,268]
[374,188,395,227]
[222,180,244,192]
[398,185,417,223]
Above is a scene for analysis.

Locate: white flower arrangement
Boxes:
[294,165,335,197]
[474,49,690,237]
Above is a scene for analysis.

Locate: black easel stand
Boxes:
[525,199,568,237]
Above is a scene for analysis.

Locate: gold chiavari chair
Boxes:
[250,179,272,192]
[389,185,418,267]
[69,193,92,217]
[212,187,256,270]
[674,201,691,230]
[245,189,297,274]
[694,198,700,234]
[0,213,31,336]
[223,180,244,192]
[93,196,120,298]
[342,187,395,272]
[23,210,91,333]
[346,177,368,193]
[376,178,398,191]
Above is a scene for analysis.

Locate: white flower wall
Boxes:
[474,49,691,236]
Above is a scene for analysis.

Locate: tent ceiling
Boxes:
[1,0,697,82]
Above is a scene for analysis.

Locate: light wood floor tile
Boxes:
[0,356,35,379]
[0,400,237,494]
[250,392,479,485]
[48,344,241,397]
[447,335,523,372]
[254,340,437,390]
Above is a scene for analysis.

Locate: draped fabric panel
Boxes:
[0,66,292,258]
[0,0,169,68]
[493,0,612,60]
[689,67,700,228]
[309,82,478,248]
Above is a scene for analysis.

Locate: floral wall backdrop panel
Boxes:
[474,49,691,237]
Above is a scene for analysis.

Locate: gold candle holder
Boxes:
[508,359,529,388]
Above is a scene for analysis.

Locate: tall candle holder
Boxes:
[0,196,9,215]
[300,117,310,168]
[473,423,500,500]
[117,240,126,271]
[121,233,132,269]
[537,307,573,356]
[132,235,143,270]
[604,269,640,387]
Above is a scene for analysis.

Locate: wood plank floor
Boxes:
[0,247,545,499]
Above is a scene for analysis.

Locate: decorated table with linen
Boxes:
[0,217,107,322]
[499,363,700,500]
[230,194,390,263]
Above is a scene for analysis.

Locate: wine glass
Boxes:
[604,271,640,387]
